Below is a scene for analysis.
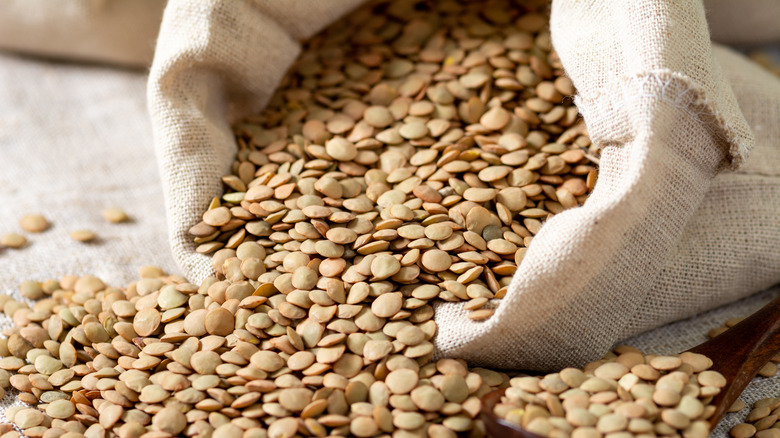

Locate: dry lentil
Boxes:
[102,207,129,223]
[19,214,49,233]
[1,233,27,248]
[69,229,96,242]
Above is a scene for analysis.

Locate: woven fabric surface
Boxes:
[0,0,164,68]
[0,52,179,416]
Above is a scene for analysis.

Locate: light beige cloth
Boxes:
[0,55,179,299]
[0,0,164,67]
[0,52,179,415]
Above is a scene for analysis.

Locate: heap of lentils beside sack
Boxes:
[495,349,728,438]
[0,0,609,437]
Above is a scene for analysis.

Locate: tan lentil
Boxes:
[1,233,27,248]
[102,207,129,223]
[19,214,49,233]
[69,229,96,242]
[498,348,724,438]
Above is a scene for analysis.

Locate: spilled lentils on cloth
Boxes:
[0,268,509,438]
[495,347,726,438]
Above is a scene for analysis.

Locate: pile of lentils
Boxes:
[730,397,780,438]
[494,348,727,438]
[0,269,507,438]
[490,317,780,438]
[2,1,779,438]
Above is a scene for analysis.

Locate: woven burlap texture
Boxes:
[146,0,780,372]
[0,52,180,416]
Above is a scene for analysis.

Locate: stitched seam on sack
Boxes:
[574,69,752,169]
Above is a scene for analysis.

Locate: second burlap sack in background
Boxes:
[148,0,780,371]
[0,0,164,67]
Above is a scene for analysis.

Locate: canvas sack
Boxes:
[146,0,780,371]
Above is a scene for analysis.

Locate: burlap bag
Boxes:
[148,0,780,372]
[436,0,780,371]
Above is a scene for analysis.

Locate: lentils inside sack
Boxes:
[190,0,597,322]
